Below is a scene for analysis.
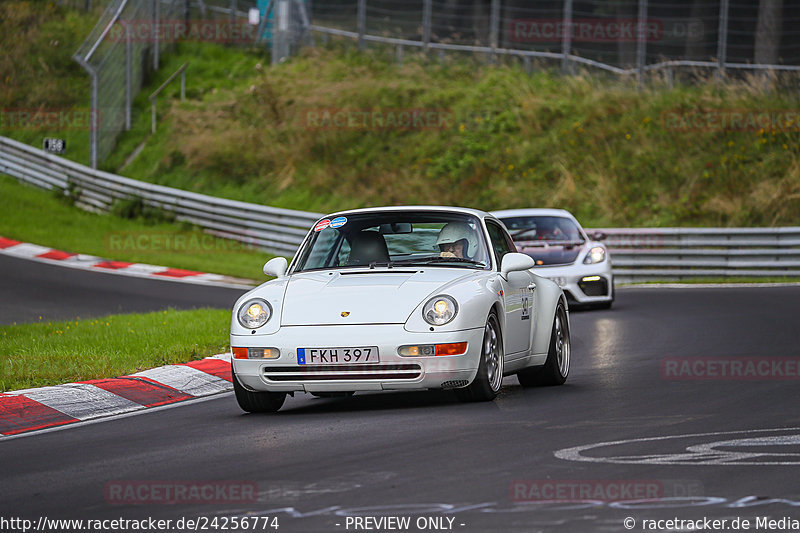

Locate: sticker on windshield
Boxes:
[314,219,331,232]
[329,216,348,229]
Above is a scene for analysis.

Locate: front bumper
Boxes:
[231,324,484,393]
[533,262,614,304]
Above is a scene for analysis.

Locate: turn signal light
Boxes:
[435,342,468,356]
[232,347,280,359]
[398,342,468,357]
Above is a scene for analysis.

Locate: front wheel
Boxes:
[517,302,570,387]
[232,365,286,413]
[456,311,504,402]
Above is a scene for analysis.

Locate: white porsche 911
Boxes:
[230,206,570,412]
[491,208,614,309]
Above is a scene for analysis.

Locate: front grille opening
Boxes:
[263,363,422,382]
[441,380,469,389]
[578,277,609,297]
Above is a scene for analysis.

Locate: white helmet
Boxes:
[436,222,479,257]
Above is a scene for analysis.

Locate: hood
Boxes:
[281,269,475,326]
[517,242,583,266]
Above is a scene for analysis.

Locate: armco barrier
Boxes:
[2,136,799,283]
[0,136,320,255]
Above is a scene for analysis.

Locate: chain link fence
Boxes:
[309,1,800,77]
[70,0,310,168]
[73,0,182,169]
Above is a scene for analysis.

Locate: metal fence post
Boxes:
[561,0,573,74]
[90,69,98,169]
[153,0,160,70]
[636,0,647,88]
[717,0,729,76]
[125,20,132,130]
[422,0,432,51]
[490,0,500,63]
[230,0,237,23]
[272,0,291,64]
[357,0,366,51]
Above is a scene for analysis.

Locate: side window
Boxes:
[486,222,516,267]
[336,238,351,266]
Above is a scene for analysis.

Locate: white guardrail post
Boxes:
[2,135,800,280]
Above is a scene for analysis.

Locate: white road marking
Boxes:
[0,392,232,441]
[555,427,800,466]
[3,243,51,258]
[133,365,232,396]
[7,383,141,420]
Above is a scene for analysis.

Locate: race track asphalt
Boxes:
[1,256,799,532]
[0,254,248,324]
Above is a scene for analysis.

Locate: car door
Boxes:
[486,220,534,357]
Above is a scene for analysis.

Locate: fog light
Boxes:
[399,344,435,357]
[582,275,601,282]
[398,343,467,357]
[232,347,280,359]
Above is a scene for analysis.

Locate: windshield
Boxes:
[291,212,491,273]
[499,216,585,244]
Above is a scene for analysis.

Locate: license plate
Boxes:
[297,346,379,365]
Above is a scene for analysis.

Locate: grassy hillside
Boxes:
[104,47,800,227]
[2,1,798,228]
[0,1,101,167]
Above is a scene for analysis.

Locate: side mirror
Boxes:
[263,257,288,278]
[589,231,606,241]
[500,252,536,278]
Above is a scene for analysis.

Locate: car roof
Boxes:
[325,205,494,219]
[490,208,577,219]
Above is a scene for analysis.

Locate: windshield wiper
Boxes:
[388,257,486,267]
[517,239,585,248]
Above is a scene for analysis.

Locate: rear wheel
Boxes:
[456,311,503,402]
[232,365,286,413]
[517,302,570,387]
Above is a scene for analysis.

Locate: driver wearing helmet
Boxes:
[436,222,479,260]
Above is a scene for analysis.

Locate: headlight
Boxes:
[237,298,272,329]
[423,295,458,326]
[584,246,606,264]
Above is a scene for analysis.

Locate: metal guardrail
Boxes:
[0,136,320,256]
[594,227,800,283]
[2,135,799,282]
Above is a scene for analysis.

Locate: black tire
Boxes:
[310,391,355,398]
[456,311,504,402]
[232,365,286,413]
[517,302,570,387]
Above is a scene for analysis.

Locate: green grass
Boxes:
[0,308,230,392]
[105,45,800,228]
[2,2,799,229]
[0,174,270,281]
[0,1,102,167]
